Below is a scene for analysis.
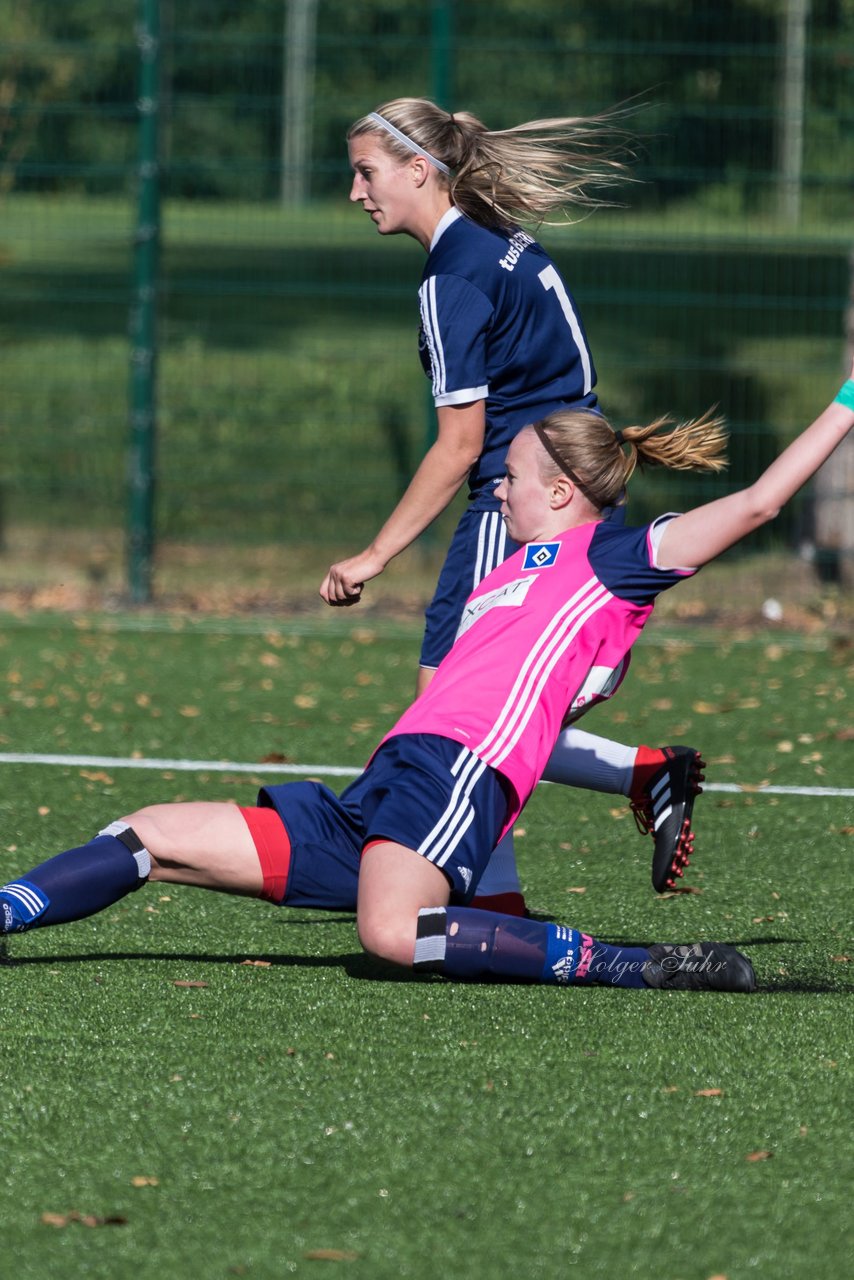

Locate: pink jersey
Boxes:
[383,516,695,833]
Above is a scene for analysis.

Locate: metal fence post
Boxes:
[431,0,454,109]
[419,1,456,549]
[128,0,162,603]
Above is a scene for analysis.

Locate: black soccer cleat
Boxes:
[629,746,705,893]
[642,942,756,993]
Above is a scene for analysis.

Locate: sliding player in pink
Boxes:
[355,365,853,988]
[3,370,852,991]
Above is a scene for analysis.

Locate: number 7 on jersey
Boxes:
[539,265,594,396]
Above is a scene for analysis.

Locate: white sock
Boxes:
[542,728,638,796]
[475,831,522,896]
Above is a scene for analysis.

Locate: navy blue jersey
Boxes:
[418,209,598,493]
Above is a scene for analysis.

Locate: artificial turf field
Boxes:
[1,612,851,1279]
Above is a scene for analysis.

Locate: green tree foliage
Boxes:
[0,0,851,209]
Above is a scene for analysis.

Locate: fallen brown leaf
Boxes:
[745,1150,773,1162]
[172,980,208,988]
[303,1249,360,1262]
[41,1212,71,1228]
[41,1210,127,1228]
[131,1176,159,1187]
[694,1088,724,1097]
[79,769,114,785]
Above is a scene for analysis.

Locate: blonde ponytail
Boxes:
[530,408,728,510]
[349,97,635,229]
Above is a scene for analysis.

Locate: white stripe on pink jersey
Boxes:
[474,577,612,769]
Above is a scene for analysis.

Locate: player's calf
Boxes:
[413,907,755,992]
[0,822,150,934]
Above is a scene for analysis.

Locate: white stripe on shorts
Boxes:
[418,746,488,869]
[473,511,506,588]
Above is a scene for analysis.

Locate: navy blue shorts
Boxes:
[420,499,521,669]
[256,734,510,907]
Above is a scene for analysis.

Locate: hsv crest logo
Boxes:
[523,541,561,571]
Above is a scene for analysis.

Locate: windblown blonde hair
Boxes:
[348,96,634,228]
[529,408,729,510]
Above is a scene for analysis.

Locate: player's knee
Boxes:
[357,911,417,969]
[116,809,164,872]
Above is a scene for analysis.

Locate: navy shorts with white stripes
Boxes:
[260,735,511,905]
[347,734,511,900]
[420,499,521,669]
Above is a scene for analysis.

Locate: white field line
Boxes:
[0,752,852,798]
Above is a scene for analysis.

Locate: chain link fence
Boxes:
[1,0,852,599]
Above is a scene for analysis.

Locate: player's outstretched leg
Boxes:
[540,731,705,893]
[629,745,705,892]
[0,822,150,934]
[413,907,755,993]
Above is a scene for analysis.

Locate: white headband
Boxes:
[367,112,451,176]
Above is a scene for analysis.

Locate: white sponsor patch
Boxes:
[455,574,537,640]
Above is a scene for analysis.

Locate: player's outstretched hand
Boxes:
[319,549,386,606]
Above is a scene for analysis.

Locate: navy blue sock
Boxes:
[0,823,150,933]
[413,907,650,988]
[580,938,650,989]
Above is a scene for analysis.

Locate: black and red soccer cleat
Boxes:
[629,745,705,893]
[642,942,756,993]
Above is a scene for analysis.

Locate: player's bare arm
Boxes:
[657,362,854,571]
[319,400,485,605]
